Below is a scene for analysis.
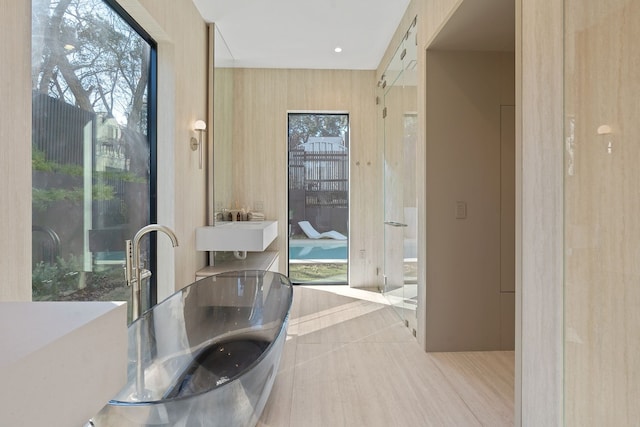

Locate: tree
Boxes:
[288,114,349,148]
[32,0,150,133]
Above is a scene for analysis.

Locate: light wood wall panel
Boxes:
[0,0,32,301]
[520,0,564,424]
[564,1,640,425]
[126,0,208,296]
[213,66,234,212]
[231,68,378,287]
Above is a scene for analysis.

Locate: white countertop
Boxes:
[0,301,128,426]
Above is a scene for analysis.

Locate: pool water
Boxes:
[289,244,348,260]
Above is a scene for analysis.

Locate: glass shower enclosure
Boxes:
[381,18,418,333]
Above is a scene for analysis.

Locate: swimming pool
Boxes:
[289,241,348,261]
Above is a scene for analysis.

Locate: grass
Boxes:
[289,262,347,284]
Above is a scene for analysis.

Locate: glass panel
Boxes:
[288,113,349,284]
[31,0,154,315]
[213,24,234,214]
[383,19,418,331]
[564,1,640,424]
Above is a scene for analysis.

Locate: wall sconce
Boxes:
[597,124,613,154]
[190,119,207,169]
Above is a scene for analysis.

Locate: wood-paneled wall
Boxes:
[380,0,561,424]
[126,0,209,297]
[564,1,640,424]
[519,0,564,424]
[230,69,378,287]
[0,0,32,301]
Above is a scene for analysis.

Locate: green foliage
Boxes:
[32,187,81,211]
[32,185,115,211]
[32,255,82,301]
[34,148,147,184]
[92,184,115,201]
[95,169,147,184]
[32,148,83,176]
[288,113,349,147]
[32,148,54,172]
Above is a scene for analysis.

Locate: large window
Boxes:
[31,0,156,313]
[288,113,349,284]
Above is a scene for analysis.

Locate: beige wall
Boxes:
[9,0,629,425]
[381,0,559,424]
[519,0,564,424]
[425,50,514,351]
[230,68,379,287]
[0,0,32,301]
[564,1,640,425]
[119,0,209,297]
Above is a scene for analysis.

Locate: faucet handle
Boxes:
[125,239,134,287]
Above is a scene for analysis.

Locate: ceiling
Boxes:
[192,0,411,70]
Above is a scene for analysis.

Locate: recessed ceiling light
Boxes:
[334,46,342,53]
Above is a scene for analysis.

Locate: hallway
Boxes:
[259,285,514,426]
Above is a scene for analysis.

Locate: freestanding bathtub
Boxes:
[91,270,293,427]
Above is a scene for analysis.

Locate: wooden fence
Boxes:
[289,148,348,207]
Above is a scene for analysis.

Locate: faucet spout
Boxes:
[127,224,179,322]
[133,223,179,249]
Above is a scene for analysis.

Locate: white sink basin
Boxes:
[196,220,278,251]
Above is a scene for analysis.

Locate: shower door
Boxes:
[382,18,418,333]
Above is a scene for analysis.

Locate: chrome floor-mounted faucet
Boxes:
[124,224,179,401]
[125,224,179,321]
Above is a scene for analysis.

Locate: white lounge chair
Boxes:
[298,221,347,240]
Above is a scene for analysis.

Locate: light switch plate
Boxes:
[455,201,467,219]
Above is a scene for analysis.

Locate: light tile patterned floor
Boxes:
[258,285,514,427]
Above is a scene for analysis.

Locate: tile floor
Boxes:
[258,285,514,427]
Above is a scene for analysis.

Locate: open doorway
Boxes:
[424,0,515,351]
[287,112,349,284]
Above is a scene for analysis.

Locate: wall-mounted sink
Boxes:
[196,220,278,251]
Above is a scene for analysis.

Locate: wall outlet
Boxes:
[254,200,264,212]
[359,249,366,259]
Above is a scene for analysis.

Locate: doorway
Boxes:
[424,0,515,352]
[287,112,349,284]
